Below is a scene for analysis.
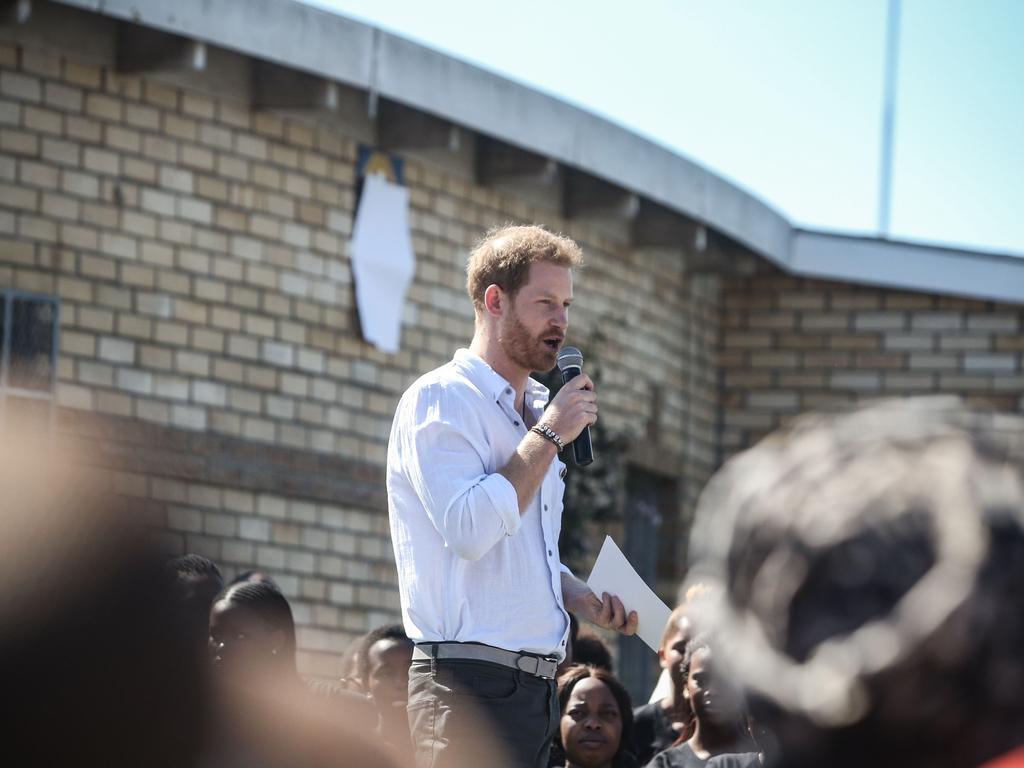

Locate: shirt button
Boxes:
[543,504,548,511]
[505,388,512,394]
[513,421,519,427]
[548,549,553,556]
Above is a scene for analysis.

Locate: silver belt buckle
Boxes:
[516,654,556,679]
[515,655,541,676]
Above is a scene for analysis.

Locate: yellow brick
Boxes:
[120,263,155,287]
[105,125,141,153]
[155,320,189,346]
[181,92,215,119]
[143,81,178,109]
[0,181,38,210]
[63,60,103,88]
[117,313,154,339]
[193,327,225,352]
[23,105,62,135]
[125,103,160,130]
[104,72,142,100]
[156,270,190,294]
[95,390,133,417]
[1,128,38,156]
[21,48,61,78]
[123,157,157,183]
[43,83,81,113]
[1,71,41,102]
[76,306,113,330]
[183,145,215,172]
[164,113,198,141]
[57,274,94,303]
[0,237,35,265]
[41,137,79,165]
[19,215,58,242]
[41,192,78,220]
[85,93,122,121]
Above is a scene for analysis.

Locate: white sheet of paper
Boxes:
[586,535,671,653]
[350,173,416,353]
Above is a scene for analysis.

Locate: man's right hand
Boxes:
[539,373,597,443]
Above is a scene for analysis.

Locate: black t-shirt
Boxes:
[632,702,679,766]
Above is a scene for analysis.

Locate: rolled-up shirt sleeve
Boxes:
[399,385,522,562]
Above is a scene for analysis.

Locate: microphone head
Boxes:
[557,346,583,371]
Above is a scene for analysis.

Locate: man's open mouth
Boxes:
[543,336,562,351]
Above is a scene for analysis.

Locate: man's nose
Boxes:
[551,307,568,329]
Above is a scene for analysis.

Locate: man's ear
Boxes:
[483,284,505,317]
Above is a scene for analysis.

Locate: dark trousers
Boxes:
[407,658,559,768]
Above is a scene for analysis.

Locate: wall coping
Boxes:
[54,0,1024,305]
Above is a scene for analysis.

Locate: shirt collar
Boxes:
[453,348,550,406]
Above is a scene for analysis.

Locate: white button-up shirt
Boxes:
[387,349,570,659]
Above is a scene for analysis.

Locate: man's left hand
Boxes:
[562,573,638,635]
[585,591,639,635]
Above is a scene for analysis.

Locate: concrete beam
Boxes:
[632,199,700,249]
[116,21,206,73]
[791,231,1024,305]
[476,137,559,187]
[564,169,639,221]
[377,100,463,153]
[253,60,347,111]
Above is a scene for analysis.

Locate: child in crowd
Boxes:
[357,624,415,761]
[646,636,755,768]
[632,604,696,765]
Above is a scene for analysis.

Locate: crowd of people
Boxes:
[160,549,771,768]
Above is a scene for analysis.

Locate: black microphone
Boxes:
[556,346,594,466]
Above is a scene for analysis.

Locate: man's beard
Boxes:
[499,307,561,373]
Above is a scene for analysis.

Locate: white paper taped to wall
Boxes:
[350,173,416,353]
[586,535,672,652]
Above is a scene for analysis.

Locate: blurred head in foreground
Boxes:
[0,430,205,767]
[0,425,404,768]
[687,397,1024,768]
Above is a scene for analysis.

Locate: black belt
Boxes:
[413,642,559,680]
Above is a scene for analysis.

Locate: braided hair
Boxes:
[217,580,297,671]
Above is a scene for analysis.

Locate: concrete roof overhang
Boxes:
[45,0,1024,304]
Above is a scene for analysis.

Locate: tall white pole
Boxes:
[878,0,901,237]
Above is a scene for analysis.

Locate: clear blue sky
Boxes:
[303,0,1024,256]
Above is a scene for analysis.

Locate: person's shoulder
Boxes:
[633,701,659,720]
[405,357,478,396]
[399,359,488,414]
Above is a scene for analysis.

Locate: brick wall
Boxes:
[0,39,713,674]
[6,31,1019,678]
[719,264,1024,459]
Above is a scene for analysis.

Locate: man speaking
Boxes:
[387,224,638,767]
